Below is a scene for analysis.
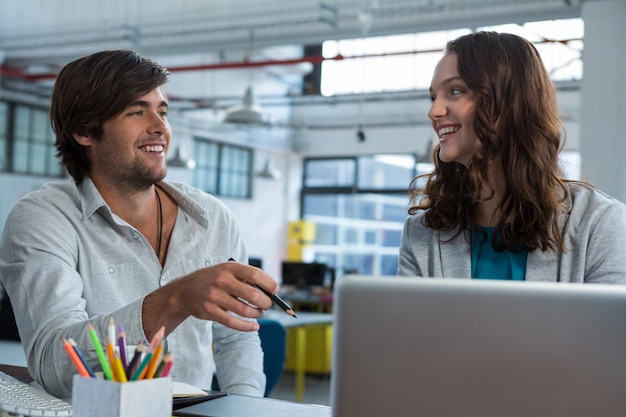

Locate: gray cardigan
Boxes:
[398,183,626,283]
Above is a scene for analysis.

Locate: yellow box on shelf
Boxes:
[284,323,333,374]
[287,221,316,243]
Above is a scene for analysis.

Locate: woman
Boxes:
[398,31,626,283]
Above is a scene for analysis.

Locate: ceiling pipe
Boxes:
[0,37,581,82]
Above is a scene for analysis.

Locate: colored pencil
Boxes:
[113,352,128,383]
[62,337,91,378]
[160,354,174,377]
[145,342,164,379]
[117,324,128,369]
[87,323,114,381]
[125,341,144,379]
[68,337,96,377]
[154,352,170,378]
[130,350,153,381]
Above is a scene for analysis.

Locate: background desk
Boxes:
[262,310,333,402]
[280,290,334,313]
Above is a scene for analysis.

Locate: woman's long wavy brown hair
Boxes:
[408,31,569,252]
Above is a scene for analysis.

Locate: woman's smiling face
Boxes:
[428,51,481,167]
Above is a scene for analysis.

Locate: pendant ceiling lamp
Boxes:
[223,29,273,126]
[256,158,281,180]
[167,146,196,169]
[223,86,272,125]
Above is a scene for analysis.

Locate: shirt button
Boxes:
[205,260,211,266]
[108,267,115,274]
[132,233,139,239]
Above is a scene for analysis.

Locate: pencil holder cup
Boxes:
[72,375,173,417]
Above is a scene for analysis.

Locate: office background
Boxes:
[0,0,624,281]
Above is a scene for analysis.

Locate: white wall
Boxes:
[0,85,583,282]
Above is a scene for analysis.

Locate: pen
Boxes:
[228,257,297,318]
[254,284,297,318]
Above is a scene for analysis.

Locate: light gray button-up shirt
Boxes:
[0,177,264,398]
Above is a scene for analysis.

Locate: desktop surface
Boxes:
[175,393,331,417]
[331,276,626,417]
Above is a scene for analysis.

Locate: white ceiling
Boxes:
[0,0,584,118]
[1,0,580,66]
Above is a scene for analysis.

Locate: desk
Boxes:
[0,340,27,367]
[175,392,331,416]
[280,289,334,313]
[262,310,333,403]
[0,364,331,417]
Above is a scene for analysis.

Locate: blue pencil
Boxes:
[68,337,96,378]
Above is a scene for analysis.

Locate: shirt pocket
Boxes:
[85,259,155,315]
[179,256,225,275]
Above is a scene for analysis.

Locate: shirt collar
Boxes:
[76,177,209,229]
[77,177,109,220]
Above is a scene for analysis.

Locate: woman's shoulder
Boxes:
[566,181,626,217]
[403,210,439,241]
[567,181,625,206]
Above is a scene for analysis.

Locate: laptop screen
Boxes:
[330,276,626,417]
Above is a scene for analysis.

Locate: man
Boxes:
[0,50,278,398]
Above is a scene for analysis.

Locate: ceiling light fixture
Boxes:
[167,146,196,169]
[223,86,273,125]
[256,158,281,180]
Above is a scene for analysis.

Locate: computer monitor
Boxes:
[281,261,327,288]
[248,257,263,269]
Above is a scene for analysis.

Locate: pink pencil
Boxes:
[160,354,175,377]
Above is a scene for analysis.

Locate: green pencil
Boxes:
[87,323,114,381]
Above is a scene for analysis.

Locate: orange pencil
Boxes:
[145,343,164,379]
[148,326,165,352]
[62,337,91,378]
[106,342,119,381]
[68,338,96,377]
[154,353,170,377]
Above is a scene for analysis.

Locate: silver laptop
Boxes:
[330,276,626,417]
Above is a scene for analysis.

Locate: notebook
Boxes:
[330,275,626,417]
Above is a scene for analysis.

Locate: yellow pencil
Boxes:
[113,352,128,383]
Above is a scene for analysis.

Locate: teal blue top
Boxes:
[471,227,527,280]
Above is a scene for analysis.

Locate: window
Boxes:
[0,100,64,177]
[0,102,7,172]
[321,18,583,96]
[193,138,253,198]
[302,154,425,276]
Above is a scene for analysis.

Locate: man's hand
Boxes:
[142,260,279,339]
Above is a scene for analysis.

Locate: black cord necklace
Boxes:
[155,187,163,259]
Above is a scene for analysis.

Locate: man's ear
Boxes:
[72,131,92,147]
